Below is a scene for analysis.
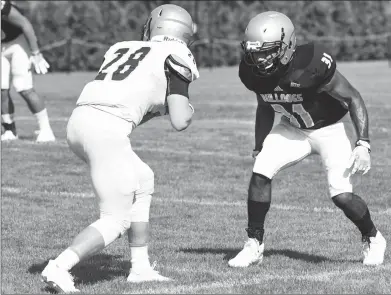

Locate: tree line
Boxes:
[15,0,391,71]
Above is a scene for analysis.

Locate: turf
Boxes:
[1,61,390,294]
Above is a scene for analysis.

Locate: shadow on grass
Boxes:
[28,253,131,286]
[179,247,361,263]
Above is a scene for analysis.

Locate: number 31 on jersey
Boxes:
[271,104,314,128]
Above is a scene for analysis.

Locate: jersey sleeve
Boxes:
[167,43,199,82]
[1,0,11,16]
[301,43,337,89]
[165,55,193,82]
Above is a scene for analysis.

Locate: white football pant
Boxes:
[254,114,354,197]
[66,105,154,232]
[1,34,33,92]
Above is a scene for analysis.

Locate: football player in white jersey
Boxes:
[41,4,199,293]
[1,0,55,142]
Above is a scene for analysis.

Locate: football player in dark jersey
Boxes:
[228,11,386,268]
[1,0,55,141]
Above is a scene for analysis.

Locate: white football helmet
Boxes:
[141,4,197,46]
[241,11,297,76]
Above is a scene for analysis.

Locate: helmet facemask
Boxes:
[242,28,288,76]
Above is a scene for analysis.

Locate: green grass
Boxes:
[1,61,391,294]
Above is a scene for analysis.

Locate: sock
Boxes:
[332,193,377,238]
[353,209,377,238]
[247,200,271,243]
[130,245,150,270]
[34,109,51,131]
[53,248,80,271]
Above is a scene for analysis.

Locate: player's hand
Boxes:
[347,146,371,175]
[30,52,50,74]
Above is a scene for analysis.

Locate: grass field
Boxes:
[1,61,391,294]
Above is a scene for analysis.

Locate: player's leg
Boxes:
[42,107,137,292]
[127,158,153,272]
[229,119,313,267]
[313,118,386,265]
[10,40,55,142]
[1,56,18,140]
[126,154,171,282]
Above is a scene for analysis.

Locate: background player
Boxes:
[41,4,199,293]
[1,0,55,141]
[228,11,386,268]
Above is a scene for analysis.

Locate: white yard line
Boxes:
[2,186,389,216]
[123,264,391,294]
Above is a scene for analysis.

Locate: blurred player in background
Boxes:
[1,0,55,141]
[41,4,199,293]
[229,11,386,268]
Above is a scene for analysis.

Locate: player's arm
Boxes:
[254,95,275,153]
[5,4,50,74]
[6,4,40,53]
[238,60,275,155]
[165,54,195,131]
[319,70,369,143]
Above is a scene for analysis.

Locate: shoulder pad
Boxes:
[1,0,11,16]
[296,42,337,88]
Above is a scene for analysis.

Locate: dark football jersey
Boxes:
[239,42,348,129]
[1,0,23,42]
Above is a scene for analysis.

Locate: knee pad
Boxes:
[90,215,131,247]
[1,57,10,90]
[128,163,154,222]
[248,172,272,202]
[332,192,367,220]
[130,164,154,222]
[138,163,154,193]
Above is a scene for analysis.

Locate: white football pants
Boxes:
[254,115,355,197]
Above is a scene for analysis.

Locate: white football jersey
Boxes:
[76,39,199,126]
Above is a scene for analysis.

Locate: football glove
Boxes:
[30,51,50,74]
[346,145,371,175]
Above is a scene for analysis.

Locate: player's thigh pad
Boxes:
[309,116,354,196]
[4,36,33,92]
[254,119,312,178]
[1,56,11,89]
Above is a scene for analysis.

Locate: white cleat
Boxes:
[1,130,18,141]
[41,260,80,293]
[36,129,56,142]
[127,262,172,283]
[362,231,387,266]
[228,238,264,268]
